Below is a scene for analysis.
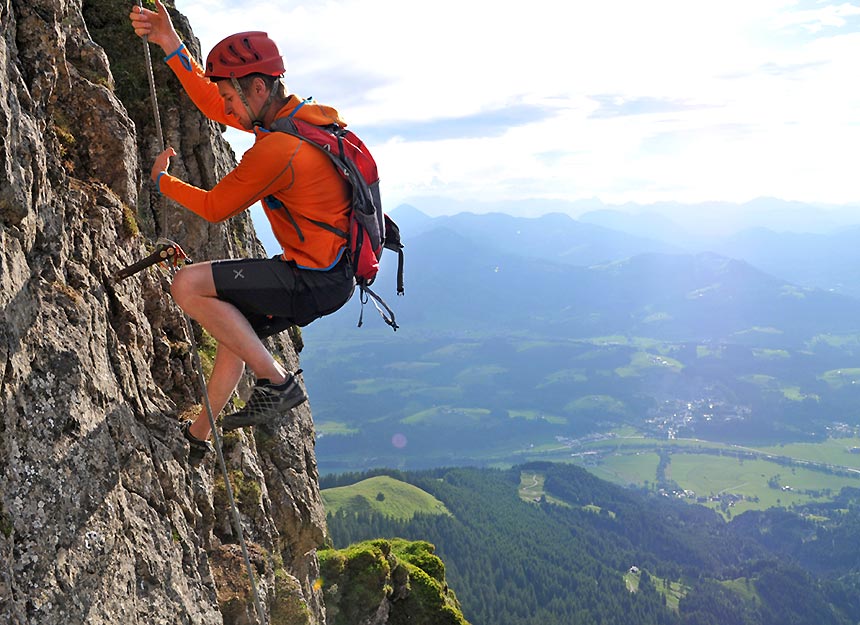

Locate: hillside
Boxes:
[323,464,860,625]
[321,475,452,519]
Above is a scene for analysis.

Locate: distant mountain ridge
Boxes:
[572,206,860,297]
[577,198,860,236]
[259,202,860,299]
[398,196,860,235]
[326,207,860,343]
[398,207,682,267]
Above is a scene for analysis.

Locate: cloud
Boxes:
[588,96,714,119]
[172,0,860,211]
[770,1,860,33]
[359,102,561,143]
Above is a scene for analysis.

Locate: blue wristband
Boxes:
[155,171,167,193]
[164,43,192,72]
[163,43,185,62]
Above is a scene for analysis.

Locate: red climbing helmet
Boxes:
[205,31,285,79]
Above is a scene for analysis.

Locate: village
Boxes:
[644,397,752,439]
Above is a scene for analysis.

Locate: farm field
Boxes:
[556,433,860,517]
[667,454,860,515]
[584,451,662,487]
[750,437,860,468]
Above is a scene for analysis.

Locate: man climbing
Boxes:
[129,1,356,465]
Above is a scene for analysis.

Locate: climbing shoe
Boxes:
[221,371,308,432]
[181,420,213,467]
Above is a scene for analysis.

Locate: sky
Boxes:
[172,0,860,217]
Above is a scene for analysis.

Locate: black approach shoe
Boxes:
[221,371,308,432]
[181,420,213,467]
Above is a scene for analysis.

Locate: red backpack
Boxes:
[268,107,404,330]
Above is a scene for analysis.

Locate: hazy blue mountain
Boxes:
[579,198,860,238]
[313,219,860,344]
[401,197,860,235]
[575,208,691,244]
[390,205,683,267]
[705,225,860,298]
[396,195,606,219]
[387,203,434,233]
[574,207,860,298]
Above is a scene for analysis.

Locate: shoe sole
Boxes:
[220,391,308,432]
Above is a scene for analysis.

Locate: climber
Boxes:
[129,1,356,465]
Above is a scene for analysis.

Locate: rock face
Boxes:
[0,1,326,624]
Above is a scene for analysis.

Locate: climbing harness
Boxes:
[132,5,268,622]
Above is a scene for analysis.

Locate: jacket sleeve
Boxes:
[158,132,301,222]
[163,43,245,132]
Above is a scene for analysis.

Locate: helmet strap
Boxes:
[255,91,277,127]
[231,76,277,128]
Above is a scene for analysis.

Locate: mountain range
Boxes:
[307,204,860,343]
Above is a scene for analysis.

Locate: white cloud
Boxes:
[173,0,860,213]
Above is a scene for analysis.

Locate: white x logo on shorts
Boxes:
[233,269,245,280]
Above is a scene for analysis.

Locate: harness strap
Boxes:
[392,247,405,296]
[358,284,398,330]
[264,196,305,242]
[287,96,313,119]
[307,218,348,240]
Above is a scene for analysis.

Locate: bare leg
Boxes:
[189,343,245,441]
[171,262,289,438]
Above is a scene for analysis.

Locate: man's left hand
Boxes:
[151,146,177,182]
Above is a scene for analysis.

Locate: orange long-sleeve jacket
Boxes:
[158,44,351,270]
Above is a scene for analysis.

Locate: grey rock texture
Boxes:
[0,1,326,623]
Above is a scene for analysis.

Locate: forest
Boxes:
[322,464,860,625]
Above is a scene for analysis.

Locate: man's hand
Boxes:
[129,0,182,54]
[152,147,177,182]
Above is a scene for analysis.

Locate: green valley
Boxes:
[305,210,860,624]
[322,464,860,625]
[304,331,860,481]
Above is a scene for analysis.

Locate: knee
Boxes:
[169,263,217,313]
[170,267,194,309]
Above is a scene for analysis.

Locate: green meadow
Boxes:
[585,451,662,487]
[752,437,860,468]
[321,475,452,520]
[557,434,860,517]
[517,470,570,507]
[624,568,690,612]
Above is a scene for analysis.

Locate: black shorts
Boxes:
[211,254,355,338]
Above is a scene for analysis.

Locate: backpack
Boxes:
[268,106,404,330]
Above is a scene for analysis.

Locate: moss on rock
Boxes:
[319,539,469,625]
[271,568,312,625]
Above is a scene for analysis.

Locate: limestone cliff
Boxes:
[0,1,325,623]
